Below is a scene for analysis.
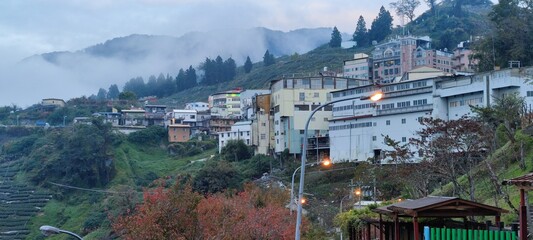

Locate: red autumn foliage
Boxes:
[112,182,308,240]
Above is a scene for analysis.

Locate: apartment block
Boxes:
[250,93,273,155]
[343,53,372,80]
[270,76,370,155]
[328,66,533,163]
[218,121,252,153]
[209,89,243,118]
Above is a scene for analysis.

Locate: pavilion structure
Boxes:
[503,172,533,240]
[367,196,508,240]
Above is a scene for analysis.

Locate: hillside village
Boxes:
[30,35,533,167]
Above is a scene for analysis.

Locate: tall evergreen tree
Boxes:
[185,66,197,89]
[96,88,107,100]
[176,68,186,91]
[329,26,342,48]
[263,50,275,66]
[368,6,394,44]
[353,16,369,47]
[215,56,224,83]
[201,58,215,85]
[223,57,237,82]
[123,77,146,97]
[243,56,253,73]
[107,84,120,100]
[146,75,157,96]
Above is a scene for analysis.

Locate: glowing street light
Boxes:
[295,90,383,240]
[290,158,331,215]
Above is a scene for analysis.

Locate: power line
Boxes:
[47,181,140,195]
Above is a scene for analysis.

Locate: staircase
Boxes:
[0,158,51,240]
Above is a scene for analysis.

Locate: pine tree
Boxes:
[107,84,120,100]
[329,26,342,48]
[244,56,253,73]
[176,68,186,91]
[223,57,237,82]
[185,66,197,89]
[263,50,275,66]
[353,16,368,47]
[96,88,107,100]
[368,6,394,44]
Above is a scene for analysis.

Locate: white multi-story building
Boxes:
[185,102,209,111]
[433,67,533,121]
[209,89,243,118]
[329,77,434,162]
[328,66,533,163]
[171,109,210,135]
[218,121,252,153]
[343,53,372,80]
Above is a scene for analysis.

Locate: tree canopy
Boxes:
[329,26,342,48]
[353,16,369,47]
[369,6,394,44]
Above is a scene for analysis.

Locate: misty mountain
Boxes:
[10,27,347,107]
[32,27,340,68]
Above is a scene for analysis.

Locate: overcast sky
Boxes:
[0,0,430,66]
[0,0,495,107]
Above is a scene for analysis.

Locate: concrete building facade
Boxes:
[218,121,252,153]
[270,76,371,155]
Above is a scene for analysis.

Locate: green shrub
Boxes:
[128,126,167,145]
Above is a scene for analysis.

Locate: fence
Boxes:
[424,226,518,240]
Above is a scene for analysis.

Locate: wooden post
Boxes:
[519,188,528,240]
[367,222,371,240]
[395,214,400,240]
[379,214,384,240]
[413,217,420,240]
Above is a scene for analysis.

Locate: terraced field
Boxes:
[0,157,51,240]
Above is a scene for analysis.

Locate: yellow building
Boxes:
[270,76,370,155]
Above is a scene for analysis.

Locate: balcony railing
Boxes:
[307,143,330,150]
[377,104,433,116]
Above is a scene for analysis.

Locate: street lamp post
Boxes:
[290,159,330,215]
[40,225,83,240]
[339,194,352,240]
[295,91,382,240]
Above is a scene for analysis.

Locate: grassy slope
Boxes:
[432,132,533,224]
[24,142,215,240]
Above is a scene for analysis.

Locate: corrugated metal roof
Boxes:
[373,196,507,217]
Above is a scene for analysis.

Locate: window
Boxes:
[449,101,459,107]
[527,91,533,97]
[382,103,395,110]
[240,132,243,136]
[386,120,390,125]
[295,104,310,111]
[247,131,250,136]
[261,122,266,126]
[402,137,407,142]
[314,92,319,98]
[246,139,250,145]
[372,136,377,141]
[417,117,423,123]
[260,134,266,140]
[397,101,411,108]
[413,99,428,106]
[300,130,305,134]
[401,118,406,124]
[299,92,305,101]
